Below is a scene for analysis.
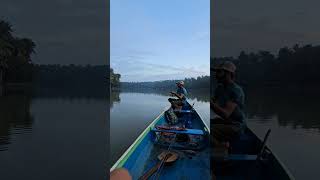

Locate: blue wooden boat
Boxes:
[212,123,295,180]
[111,102,211,179]
[110,102,294,180]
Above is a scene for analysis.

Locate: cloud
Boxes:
[213,16,310,57]
[111,54,208,82]
[122,71,206,82]
[212,0,320,57]
[0,0,107,65]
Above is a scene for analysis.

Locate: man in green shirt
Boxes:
[211,61,246,147]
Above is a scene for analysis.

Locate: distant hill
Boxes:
[121,76,210,90]
[32,64,107,88]
[211,44,320,87]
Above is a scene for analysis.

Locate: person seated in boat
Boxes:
[168,80,188,110]
[210,61,246,147]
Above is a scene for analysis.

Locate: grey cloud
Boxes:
[122,72,205,82]
[0,0,107,65]
[112,54,207,75]
[212,0,320,57]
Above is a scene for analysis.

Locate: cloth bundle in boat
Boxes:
[165,108,179,125]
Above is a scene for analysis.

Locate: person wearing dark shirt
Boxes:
[211,61,246,147]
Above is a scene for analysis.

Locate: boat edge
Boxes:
[190,101,210,133]
[110,106,169,172]
[248,127,296,180]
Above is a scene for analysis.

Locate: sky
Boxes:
[111,0,210,82]
[1,0,318,76]
[0,0,107,65]
[212,0,320,58]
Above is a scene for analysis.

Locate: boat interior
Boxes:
[212,127,292,180]
[123,106,211,179]
[151,109,209,150]
[119,104,292,180]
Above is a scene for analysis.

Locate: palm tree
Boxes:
[0,20,14,84]
[0,20,13,39]
[0,19,36,84]
[13,38,36,62]
[0,20,15,61]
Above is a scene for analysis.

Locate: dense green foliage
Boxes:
[211,44,320,86]
[0,19,36,83]
[121,76,210,90]
[110,68,121,89]
[33,64,107,88]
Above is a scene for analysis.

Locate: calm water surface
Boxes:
[2,87,317,179]
[245,86,320,180]
[110,91,210,165]
[0,92,107,180]
[111,87,320,180]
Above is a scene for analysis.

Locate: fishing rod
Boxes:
[153,133,177,180]
[139,133,178,180]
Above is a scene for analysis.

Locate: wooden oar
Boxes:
[257,129,271,160]
[138,151,178,180]
[141,132,178,180]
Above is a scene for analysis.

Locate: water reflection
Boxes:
[0,87,107,180]
[110,91,121,108]
[110,90,210,165]
[246,86,320,131]
[0,94,34,151]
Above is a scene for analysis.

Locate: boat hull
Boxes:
[111,104,211,179]
[212,126,295,180]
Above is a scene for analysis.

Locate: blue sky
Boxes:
[111,0,209,82]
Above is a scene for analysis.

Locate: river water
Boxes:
[0,91,107,180]
[111,87,320,180]
[1,86,319,180]
[110,90,210,165]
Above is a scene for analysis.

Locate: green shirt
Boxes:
[214,82,246,126]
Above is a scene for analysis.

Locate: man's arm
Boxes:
[211,101,237,120]
[212,85,243,120]
[170,92,184,100]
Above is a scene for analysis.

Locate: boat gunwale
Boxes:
[110,101,210,172]
[247,128,295,180]
[110,106,169,171]
[189,101,210,133]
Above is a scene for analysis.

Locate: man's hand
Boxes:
[210,98,216,109]
[212,100,237,120]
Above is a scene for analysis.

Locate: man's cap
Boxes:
[212,61,236,74]
[176,81,184,86]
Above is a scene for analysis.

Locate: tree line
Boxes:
[244,85,320,130]
[110,68,121,89]
[0,19,36,83]
[121,76,210,90]
[211,44,320,86]
[33,64,108,88]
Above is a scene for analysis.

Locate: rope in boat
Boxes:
[153,133,177,180]
[151,106,196,179]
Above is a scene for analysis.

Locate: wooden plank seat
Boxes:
[173,110,193,113]
[213,154,258,161]
[226,154,257,161]
[151,127,204,135]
